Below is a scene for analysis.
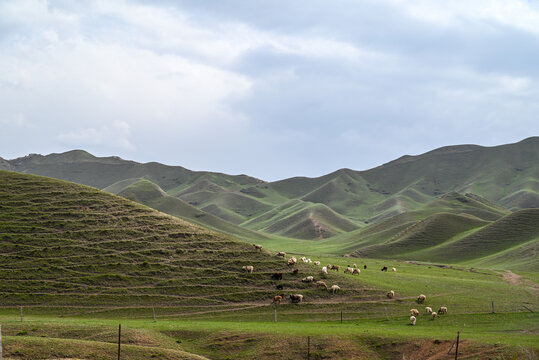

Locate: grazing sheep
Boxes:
[290,294,303,303]
[302,276,314,283]
[352,268,360,275]
[344,266,353,274]
[386,290,395,299]
[392,267,397,272]
[315,280,327,289]
[330,284,340,294]
[307,258,313,263]
[288,257,297,266]
[253,244,263,252]
[314,261,320,266]
[300,257,307,263]
[271,273,283,280]
[321,266,328,275]
[417,294,426,303]
[241,265,254,273]
[292,269,299,275]
[272,293,285,304]
[381,266,388,272]
[276,284,284,290]
[438,306,447,315]
[353,263,357,268]
[330,265,340,272]
[276,251,286,257]
[410,309,420,316]
[425,307,433,314]
[363,264,367,269]
[431,312,438,319]
[410,315,417,326]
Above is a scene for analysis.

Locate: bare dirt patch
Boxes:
[503,270,522,286]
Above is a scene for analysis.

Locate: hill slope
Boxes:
[2,137,538,243]
[352,209,539,270]
[0,171,361,309]
[106,178,270,241]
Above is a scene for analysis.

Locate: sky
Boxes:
[1,0,538,181]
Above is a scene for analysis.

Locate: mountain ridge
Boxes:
[2,137,538,253]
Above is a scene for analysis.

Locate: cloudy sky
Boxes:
[1,0,538,180]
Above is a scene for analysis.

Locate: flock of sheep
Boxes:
[246,244,449,325]
[387,291,449,325]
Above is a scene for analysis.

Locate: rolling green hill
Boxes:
[242,200,360,239]
[2,137,538,265]
[352,209,539,270]
[106,178,270,241]
[0,171,363,309]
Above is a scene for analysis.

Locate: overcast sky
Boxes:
[1,0,538,180]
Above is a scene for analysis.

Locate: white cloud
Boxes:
[0,113,36,128]
[57,121,134,150]
[389,0,539,34]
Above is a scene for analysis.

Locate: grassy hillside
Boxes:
[0,171,364,310]
[242,200,360,239]
[3,137,538,245]
[351,209,539,270]
[108,178,270,241]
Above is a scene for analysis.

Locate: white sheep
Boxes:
[315,280,327,289]
[410,309,419,316]
[391,267,397,272]
[300,256,307,263]
[276,251,286,257]
[344,267,353,274]
[431,312,438,319]
[241,265,254,273]
[301,276,314,283]
[330,284,340,294]
[288,257,297,265]
[438,306,447,315]
[321,266,328,274]
[417,294,426,303]
[252,244,263,252]
[425,306,433,314]
[353,263,357,268]
[352,268,360,275]
[314,261,321,266]
[410,315,416,326]
[386,290,395,299]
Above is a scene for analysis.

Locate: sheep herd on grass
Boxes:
[244,246,450,323]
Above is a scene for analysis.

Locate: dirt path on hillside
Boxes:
[502,270,522,285]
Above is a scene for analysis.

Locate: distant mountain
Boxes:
[3,137,539,265]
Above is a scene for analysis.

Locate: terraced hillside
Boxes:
[105,178,270,241]
[0,171,367,312]
[353,209,539,271]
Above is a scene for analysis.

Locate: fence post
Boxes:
[491,301,495,313]
[20,306,23,322]
[340,311,343,324]
[152,307,156,322]
[454,331,460,360]
[274,306,277,323]
[307,336,310,360]
[118,324,121,360]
